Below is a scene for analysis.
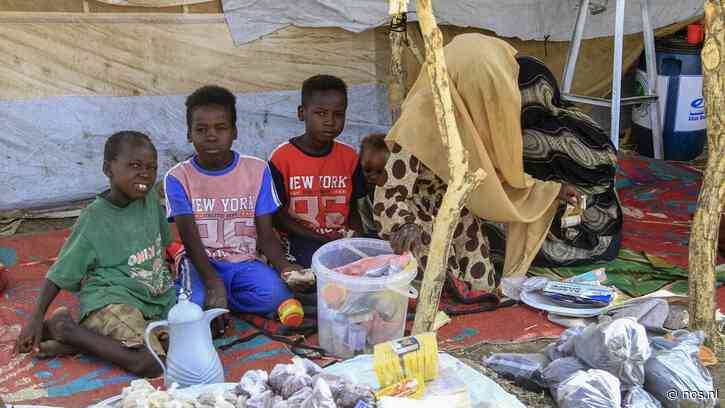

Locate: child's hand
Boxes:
[205,279,229,337]
[281,264,314,292]
[14,317,43,354]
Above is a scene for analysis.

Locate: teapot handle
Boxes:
[145,320,168,377]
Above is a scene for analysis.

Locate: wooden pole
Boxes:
[404,28,426,66]
[689,0,725,355]
[408,0,485,334]
[389,14,407,122]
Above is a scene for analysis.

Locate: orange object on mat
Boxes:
[278,298,304,327]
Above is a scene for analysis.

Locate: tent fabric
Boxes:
[221,0,703,45]
[95,0,212,6]
[396,19,695,104]
[0,23,379,101]
[0,85,389,210]
[0,0,220,12]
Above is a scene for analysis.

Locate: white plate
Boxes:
[90,382,237,407]
[520,290,610,318]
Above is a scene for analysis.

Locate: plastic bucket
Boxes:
[312,238,417,358]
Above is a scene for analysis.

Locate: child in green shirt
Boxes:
[14,131,175,377]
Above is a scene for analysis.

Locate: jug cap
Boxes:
[167,292,204,324]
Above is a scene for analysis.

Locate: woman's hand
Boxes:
[390,223,422,255]
[558,183,582,207]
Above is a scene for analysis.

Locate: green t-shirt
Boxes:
[47,186,175,320]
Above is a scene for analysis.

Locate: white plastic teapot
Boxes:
[145,270,228,388]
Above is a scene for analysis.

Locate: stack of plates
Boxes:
[520,290,614,318]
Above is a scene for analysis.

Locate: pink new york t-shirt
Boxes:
[164,151,281,263]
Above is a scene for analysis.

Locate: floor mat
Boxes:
[0,230,560,406]
[0,230,296,406]
[616,153,708,268]
[1,154,722,406]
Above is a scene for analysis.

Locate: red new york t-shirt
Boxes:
[269,139,366,236]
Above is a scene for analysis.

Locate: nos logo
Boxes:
[691,98,705,109]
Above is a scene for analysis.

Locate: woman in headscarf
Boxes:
[373,34,622,303]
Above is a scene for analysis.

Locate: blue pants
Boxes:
[177,258,292,315]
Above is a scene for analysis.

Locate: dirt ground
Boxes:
[7,218,725,406]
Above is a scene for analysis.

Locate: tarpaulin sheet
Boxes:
[222,0,703,45]
[0,85,390,210]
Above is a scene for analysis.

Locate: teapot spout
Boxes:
[203,308,229,324]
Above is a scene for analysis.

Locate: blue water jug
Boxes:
[632,36,706,161]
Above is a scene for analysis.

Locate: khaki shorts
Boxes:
[82,304,168,356]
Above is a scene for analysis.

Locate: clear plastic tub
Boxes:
[312,238,417,358]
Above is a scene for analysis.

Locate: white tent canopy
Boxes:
[222,0,703,45]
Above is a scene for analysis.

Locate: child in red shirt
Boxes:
[269,75,366,267]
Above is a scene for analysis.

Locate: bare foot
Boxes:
[37,340,77,358]
[44,307,76,344]
[35,308,78,358]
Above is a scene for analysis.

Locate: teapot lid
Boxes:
[167,292,204,324]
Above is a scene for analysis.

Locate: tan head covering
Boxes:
[387,33,562,278]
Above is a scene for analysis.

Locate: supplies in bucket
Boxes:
[312,238,418,358]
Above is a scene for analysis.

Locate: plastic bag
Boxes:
[650,330,704,352]
[334,254,411,277]
[573,317,651,387]
[484,353,549,390]
[544,327,584,361]
[293,357,324,377]
[237,370,270,398]
[622,386,662,408]
[269,364,299,395]
[334,381,375,408]
[301,378,336,408]
[555,369,621,408]
[313,372,374,408]
[606,299,670,333]
[287,388,313,408]
[540,357,587,389]
[644,341,717,408]
[247,390,275,408]
[281,373,314,399]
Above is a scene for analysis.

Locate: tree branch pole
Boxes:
[689,0,725,354]
[404,30,426,66]
[407,0,485,335]
[389,13,407,122]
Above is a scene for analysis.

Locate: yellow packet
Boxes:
[374,377,425,400]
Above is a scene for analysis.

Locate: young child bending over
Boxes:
[14,131,173,377]
[358,133,389,238]
[269,75,367,268]
[165,86,302,330]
